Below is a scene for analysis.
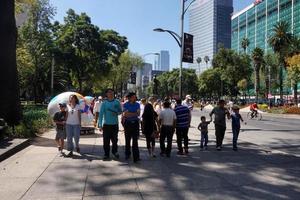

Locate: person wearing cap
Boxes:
[182,95,194,111]
[98,89,122,160]
[53,103,67,154]
[209,100,230,151]
[93,96,103,128]
[123,92,141,163]
[230,106,245,151]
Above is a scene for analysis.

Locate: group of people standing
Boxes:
[53,89,245,162]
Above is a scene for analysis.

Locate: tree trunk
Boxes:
[294,83,298,105]
[279,65,283,100]
[255,65,260,102]
[0,0,21,125]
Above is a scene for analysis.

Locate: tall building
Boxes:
[159,50,170,71]
[232,0,300,54]
[189,0,233,73]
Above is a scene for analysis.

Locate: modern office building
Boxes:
[232,0,300,54]
[189,0,233,73]
[159,50,170,71]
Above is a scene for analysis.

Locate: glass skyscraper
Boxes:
[232,0,300,54]
[189,0,233,73]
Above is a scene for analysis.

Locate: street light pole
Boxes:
[179,0,185,100]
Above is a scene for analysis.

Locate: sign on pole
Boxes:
[182,33,194,63]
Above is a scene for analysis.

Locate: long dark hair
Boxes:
[69,94,79,105]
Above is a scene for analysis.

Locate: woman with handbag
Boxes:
[142,96,159,158]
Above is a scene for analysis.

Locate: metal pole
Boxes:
[179,0,185,100]
[51,54,54,97]
[269,65,271,109]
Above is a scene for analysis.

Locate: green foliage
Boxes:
[6,106,52,138]
[241,37,250,53]
[212,46,252,97]
[198,68,222,98]
[251,47,264,99]
[147,68,198,98]
[54,9,128,94]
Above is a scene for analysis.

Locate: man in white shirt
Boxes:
[93,96,102,127]
[182,95,194,111]
[158,99,176,157]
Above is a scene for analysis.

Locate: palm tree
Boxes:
[252,47,264,101]
[241,37,250,53]
[0,0,21,126]
[268,21,293,100]
[196,57,202,76]
[263,53,279,99]
[204,56,210,69]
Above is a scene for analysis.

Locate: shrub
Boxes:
[5,105,53,138]
[283,106,300,114]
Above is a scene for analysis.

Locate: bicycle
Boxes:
[247,110,262,120]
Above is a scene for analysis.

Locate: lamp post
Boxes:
[153,0,195,99]
[143,52,160,70]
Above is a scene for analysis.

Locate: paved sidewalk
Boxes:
[0,119,299,200]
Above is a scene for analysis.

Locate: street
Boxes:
[0,110,299,200]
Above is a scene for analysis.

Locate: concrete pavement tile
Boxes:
[0,177,35,200]
[42,162,91,177]
[240,183,300,200]
[22,196,82,200]
[21,175,86,199]
[141,189,246,200]
[84,193,142,200]
[84,175,138,196]
[0,161,50,178]
[88,161,131,176]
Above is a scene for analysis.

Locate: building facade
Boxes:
[189,0,233,74]
[232,0,300,54]
[159,50,170,71]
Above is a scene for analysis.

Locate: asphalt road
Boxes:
[191,108,300,157]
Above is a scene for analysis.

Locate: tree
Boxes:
[251,47,264,101]
[268,21,293,100]
[55,9,128,94]
[241,37,250,53]
[17,0,55,102]
[198,68,222,98]
[263,53,280,98]
[147,68,198,98]
[0,0,22,125]
[237,79,248,100]
[204,56,210,69]
[196,57,202,76]
[286,54,300,104]
[212,46,252,97]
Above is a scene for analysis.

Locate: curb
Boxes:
[0,139,31,162]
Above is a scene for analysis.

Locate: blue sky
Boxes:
[50,0,254,68]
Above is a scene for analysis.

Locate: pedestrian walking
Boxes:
[142,96,159,158]
[158,100,176,157]
[53,103,67,155]
[93,96,103,128]
[65,94,81,157]
[231,106,245,151]
[174,99,191,155]
[209,99,230,151]
[197,116,212,150]
[123,92,141,162]
[98,89,122,160]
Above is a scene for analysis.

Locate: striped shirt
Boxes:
[174,105,190,128]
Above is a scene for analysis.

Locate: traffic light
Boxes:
[130,72,136,84]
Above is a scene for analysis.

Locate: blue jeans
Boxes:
[232,126,240,148]
[200,131,208,148]
[66,124,81,151]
